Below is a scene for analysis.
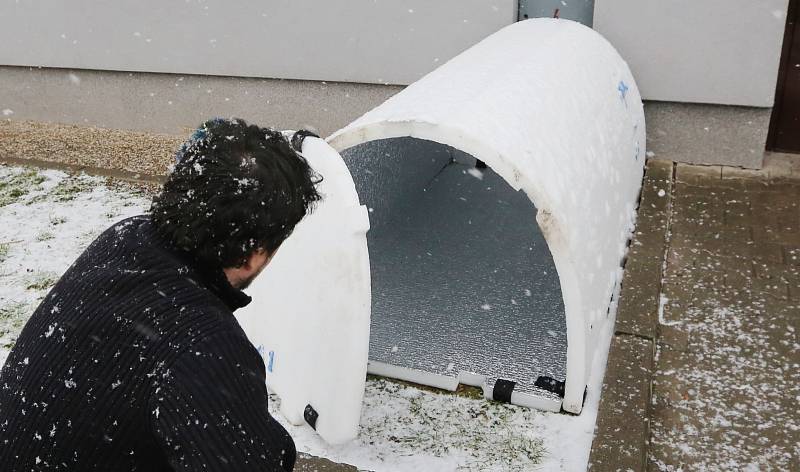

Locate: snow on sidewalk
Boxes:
[0,164,611,471]
[648,169,800,470]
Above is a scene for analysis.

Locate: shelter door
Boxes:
[234,137,371,445]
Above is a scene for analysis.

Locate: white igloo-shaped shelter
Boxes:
[235,18,645,444]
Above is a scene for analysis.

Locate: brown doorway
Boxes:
[768,0,800,153]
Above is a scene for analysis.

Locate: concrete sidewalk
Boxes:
[591,157,800,471]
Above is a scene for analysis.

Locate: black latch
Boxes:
[492,379,516,403]
[534,376,566,398]
[291,129,320,152]
[304,404,319,430]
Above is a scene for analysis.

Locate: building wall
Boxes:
[519,0,595,27]
[1,2,789,168]
[0,0,515,86]
[0,66,403,137]
[644,102,773,168]
[1,65,772,169]
[594,0,789,107]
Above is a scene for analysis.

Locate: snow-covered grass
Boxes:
[0,164,610,471]
[0,165,150,365]
[273,326,614,472]
[0,165,149,363]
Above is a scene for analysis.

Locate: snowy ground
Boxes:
[0,166,150,365]
[0,164,612,471]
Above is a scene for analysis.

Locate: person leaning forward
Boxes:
[0,118,323,471]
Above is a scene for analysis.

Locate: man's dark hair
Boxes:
[150,118,322,269]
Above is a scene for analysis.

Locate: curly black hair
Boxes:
[150,118,322,269]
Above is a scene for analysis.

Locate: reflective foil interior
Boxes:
[340,138,567,401]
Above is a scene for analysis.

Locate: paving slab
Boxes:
[615,249,662,339]
[594,156,800,471]
[655,324,690,353]
[614,160,674,339]
[296,454,360,471]
[590,160,670,469]
[589,334,655,472]
[649,160,800,471]
[674,164,722,185]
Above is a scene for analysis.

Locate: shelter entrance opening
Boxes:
[341,137,568,408]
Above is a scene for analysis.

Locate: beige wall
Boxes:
[0,66,772,169]
[0,66,403,137]
[594,0,789,107]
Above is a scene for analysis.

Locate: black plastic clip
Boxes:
[304,404,319,430]
[291,129,320,153]
[534,376,566,398]
[492,379,516,403]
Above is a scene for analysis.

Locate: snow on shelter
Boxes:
[235,18,645,444]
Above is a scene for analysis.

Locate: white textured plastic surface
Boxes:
[329,18,646,413]
[234,137,371,444]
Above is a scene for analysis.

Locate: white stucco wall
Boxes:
[0,0,515,86]
[594,0,790,107]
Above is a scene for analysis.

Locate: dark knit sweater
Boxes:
[0,215,296,471]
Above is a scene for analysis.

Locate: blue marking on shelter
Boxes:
[618,80,629,102]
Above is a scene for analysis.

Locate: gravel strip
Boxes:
[0,119,182,177]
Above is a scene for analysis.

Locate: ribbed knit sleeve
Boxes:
[149,330,295,472]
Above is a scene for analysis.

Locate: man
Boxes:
[0,118,322,471]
